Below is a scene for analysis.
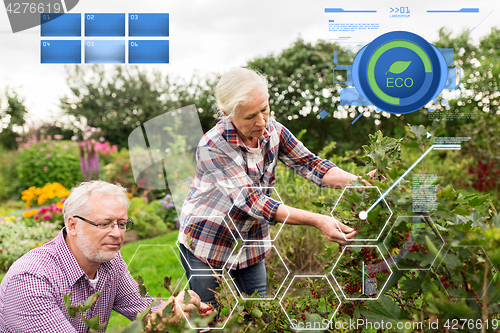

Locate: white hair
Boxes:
[215,67,268,119]
[63,180,129,227]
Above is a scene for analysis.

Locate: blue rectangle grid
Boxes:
[41,40,81,63]
[129,40,169,63]
[427,8,478,13]
[41,13,81,36]
[85,13,125,36]
[85,40,125,63]
[129,13,169,36]
[325,8,376,13]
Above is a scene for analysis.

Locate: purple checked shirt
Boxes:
[0,229,162,333]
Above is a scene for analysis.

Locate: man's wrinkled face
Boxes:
[75,195,127,263]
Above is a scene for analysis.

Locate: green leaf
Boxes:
[385,60,412,74]
[82,316,100,329]
[83,291,101,309]
[184,289,192,306]
[137,276,147,298]
[251,308,262,318]
[233,239,242,253]
[162,302,173,318]
[120,320,144,333]
[361,295,407,321]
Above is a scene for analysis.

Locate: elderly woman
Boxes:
[178,68,372,306]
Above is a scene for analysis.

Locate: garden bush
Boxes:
[14,136,82,197]
[0,148,19,200]
[73,124,500,333]
[128,196,178,239]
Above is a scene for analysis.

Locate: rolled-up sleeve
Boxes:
[277,123,336,186]
[113,258,166,321]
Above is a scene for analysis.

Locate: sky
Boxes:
[0,0,498,126]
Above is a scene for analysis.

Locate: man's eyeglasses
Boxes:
[73,215,134,231]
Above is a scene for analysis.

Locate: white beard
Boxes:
[76,227,119,263]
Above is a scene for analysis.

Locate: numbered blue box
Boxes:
[129,13,169,36]
[85,40,125,63]
[129,40,169,63]
[85,13,125,36]
[41,13,81,36]
[41,40,81,63]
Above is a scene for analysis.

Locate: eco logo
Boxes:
[352,31,448,114]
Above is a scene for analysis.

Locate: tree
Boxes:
[0,90,27,150]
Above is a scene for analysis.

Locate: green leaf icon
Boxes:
[385,60,412,75]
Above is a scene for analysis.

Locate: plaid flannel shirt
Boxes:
[0,229,163,333]
[178,117,335,269]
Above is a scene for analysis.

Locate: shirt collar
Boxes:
[56,228,112,287]
[219,116,270,151]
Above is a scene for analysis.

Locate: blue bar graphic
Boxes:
[325,8,376,13]
[329,20,335,22]
[129,13,169,36]
[85,40,125,63]
[129,40,169,63]
[85,13,125,36]
[41,40,81,63]
[41,13,81,37]
[427,8,479,13]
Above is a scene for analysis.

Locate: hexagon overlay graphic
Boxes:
[224,245,290,300]
[330,245,393,300]
[177,274,238,330]
[434,245,498,301]
[280,275,341,331]
[127,244,185,299]
[228,186,289,242]
[177,216,238,272]
[330,186,392,242]
[383,215,445,270]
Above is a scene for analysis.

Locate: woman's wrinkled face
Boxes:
[229,85,270,145]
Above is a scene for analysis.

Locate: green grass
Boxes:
[107,231,186,331]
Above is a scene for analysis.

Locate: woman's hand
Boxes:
[315,215,357,244]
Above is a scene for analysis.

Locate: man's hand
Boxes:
[149,290,216,326]
[172,290,216,319]
[315,215,357,244]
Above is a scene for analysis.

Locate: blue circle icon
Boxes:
[352,31,447,114]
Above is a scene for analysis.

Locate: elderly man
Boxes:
[0,180,212,332]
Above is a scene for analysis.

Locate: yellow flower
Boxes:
[126,193,133,199]
[9,216,15,220]
[158,174,163,178]
[23,212,31,218]
[56,203,63,209]
[174,173,178,178]
[392,248,400,256]
[5,217,10,221]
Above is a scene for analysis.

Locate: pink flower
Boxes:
[39,148,45,152]
[112,145,117,152]
[43,166,49,171]
[39,207,48,214]
[42,213,52,221]
[34,215,40,220]
[49,203,57,212]
[46,154,51,158]
[61,199,66,204]
[61,144,68,149]
[99,136,105,142]
[47,135,52,140]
